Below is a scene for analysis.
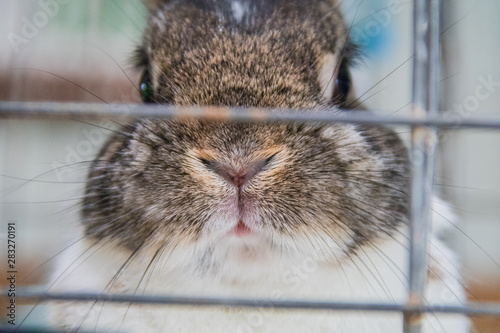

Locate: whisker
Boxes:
[432,208,500,273]
[112,0,144,34]
[369,242,409,285]
[19,236,87,284]
[433,182,498,193]
[0,174,85,184]
[439,0,480,36]
[118,242,166,330]
[87,44,140,93]
[82,233,156,331]
[2,197,84,205]
[11,68,109,103]
[16,239,103,329]
[357,245,398,301]
[347,56,413,109]
[3,160,101,196]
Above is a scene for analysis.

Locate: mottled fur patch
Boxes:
[82,0,409,265]
[83,120,409,264]
[138,0,354,107]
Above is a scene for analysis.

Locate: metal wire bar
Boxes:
[3,290,500,317]
[404,0,441,332]
[1,101,500,129]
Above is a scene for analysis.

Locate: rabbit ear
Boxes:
[143,0,169,10]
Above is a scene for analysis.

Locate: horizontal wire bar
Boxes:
[4,290,500,317]
[1,101,500,129]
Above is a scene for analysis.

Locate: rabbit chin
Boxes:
[193,234,281,283]
[164,226,353,285]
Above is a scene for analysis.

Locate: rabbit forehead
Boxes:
[145,0,349,61]
[145,0,344,24]
[142,0,351,107]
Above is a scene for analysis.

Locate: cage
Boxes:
[1,0,500,332]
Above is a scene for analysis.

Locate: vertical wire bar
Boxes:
[428,0,441,115]
[404,0,440,332]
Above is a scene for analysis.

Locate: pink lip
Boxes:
[230,221,252,237]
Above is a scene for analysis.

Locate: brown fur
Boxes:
[82,0,409,267]
[138,0,355,106]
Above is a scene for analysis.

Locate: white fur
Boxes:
[48,197,469,332]
[318,53,338,102]
[231,1,246,23]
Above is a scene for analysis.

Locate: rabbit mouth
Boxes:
[229,220,252,237]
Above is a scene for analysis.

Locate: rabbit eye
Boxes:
[334,60,351,105]
[140,69,155,103]
[265,153,277,165]
[199,158,213,167]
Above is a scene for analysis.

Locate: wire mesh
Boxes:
[1,0,500,332]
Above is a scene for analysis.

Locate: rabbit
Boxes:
[48,0,470,332]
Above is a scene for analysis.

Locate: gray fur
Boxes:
[82,0,409,266]
[137,0,355,106]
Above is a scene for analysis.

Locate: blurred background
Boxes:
[0,0,499,331]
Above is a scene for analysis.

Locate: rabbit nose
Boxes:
[202,158,272,188]
[224,169,249,188]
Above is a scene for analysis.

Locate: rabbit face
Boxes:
[82,0,409,277]
[83,119,409,276]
